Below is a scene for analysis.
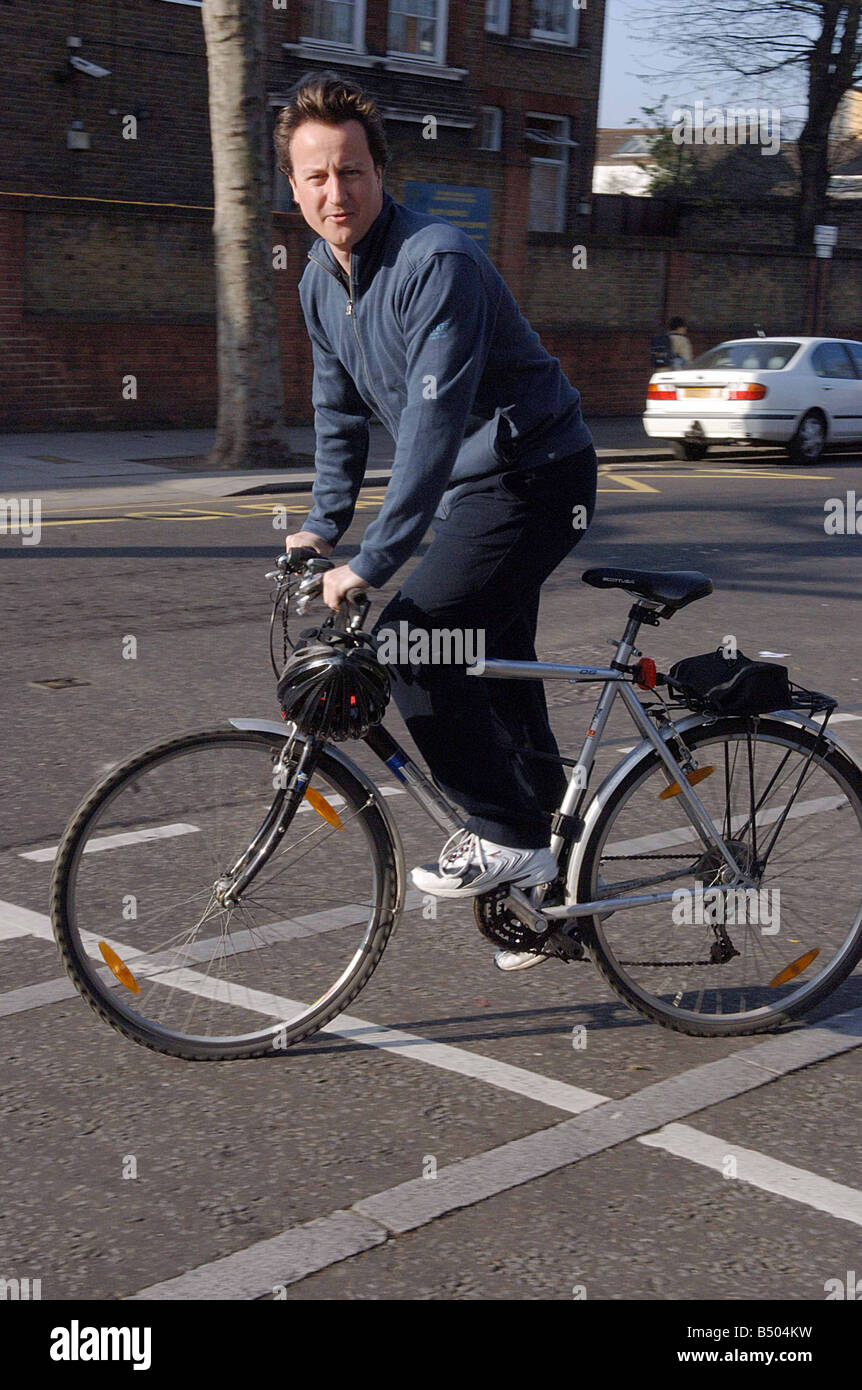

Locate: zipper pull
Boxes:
[346,300,353,316]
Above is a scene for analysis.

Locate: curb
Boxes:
[226,448,679,496]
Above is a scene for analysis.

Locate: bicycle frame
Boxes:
[239,596,776,935]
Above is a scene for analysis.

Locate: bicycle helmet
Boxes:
[277,627,390,741]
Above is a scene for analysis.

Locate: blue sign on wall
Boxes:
[402,182,491,252]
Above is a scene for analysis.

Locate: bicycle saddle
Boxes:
[581,567,713,611]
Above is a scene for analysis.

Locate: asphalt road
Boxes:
[2,450,862,1306]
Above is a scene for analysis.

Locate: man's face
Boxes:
[288,119,383,270]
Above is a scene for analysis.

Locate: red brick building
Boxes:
[0,0,607,430]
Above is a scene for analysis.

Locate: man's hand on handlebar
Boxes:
[322,564,369,612]
[285,530,333,560]
[284,533,369,612]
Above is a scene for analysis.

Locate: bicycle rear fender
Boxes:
[566,708,855,901]
[229,718,407,919]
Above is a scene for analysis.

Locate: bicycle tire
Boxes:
[574,717,862,1037]
[51,727,401,1059]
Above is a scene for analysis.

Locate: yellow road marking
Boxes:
[601,472,659,493]
[32,464,838,528]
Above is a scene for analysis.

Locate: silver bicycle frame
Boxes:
[466,605,754,920]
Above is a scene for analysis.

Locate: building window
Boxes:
[300,0,366,48]
[531,0,579,44]
[526,113,572,231]
[388,0,448,63]
[478,107,503,151]
[485,0,510,33]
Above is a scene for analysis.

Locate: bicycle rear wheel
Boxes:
[575,718,862,1036]
[51,728,401,1059]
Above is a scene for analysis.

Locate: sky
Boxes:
[597,0,806,130]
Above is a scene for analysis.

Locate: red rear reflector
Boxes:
[726,383,767,400]
[350,695,356,705]
[635,657,657,689]
[648,384,677,401]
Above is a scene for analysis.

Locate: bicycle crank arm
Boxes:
[499,885,550,932]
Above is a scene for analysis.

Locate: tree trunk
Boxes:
[202,0,292,469]
[796,125,832,250]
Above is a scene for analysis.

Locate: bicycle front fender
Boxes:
[566,708,855,905]
[228,718,407,920]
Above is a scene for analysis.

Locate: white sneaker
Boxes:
[493,948,551,972]
[410,830,558,900]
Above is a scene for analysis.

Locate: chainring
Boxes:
[473,878,585,961]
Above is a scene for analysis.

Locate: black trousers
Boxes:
[373,443,598,848]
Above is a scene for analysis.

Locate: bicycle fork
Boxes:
[215,736,321,907]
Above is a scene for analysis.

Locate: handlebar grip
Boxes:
[333,588,370,632]
[284,546,331,575]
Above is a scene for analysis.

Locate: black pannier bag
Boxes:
[666,648,792,716]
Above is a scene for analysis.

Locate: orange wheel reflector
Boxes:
[98,941,140,994]
[659,766,715,799]
[304,786,344,830]
[768,948,820,988]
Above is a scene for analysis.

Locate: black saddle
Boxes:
[582,568,713,613]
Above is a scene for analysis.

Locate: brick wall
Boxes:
[23,209,216,319]
[0,0,213,206]
[5,192,858,429]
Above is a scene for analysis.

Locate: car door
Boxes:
[844,342,862,443]
[811,341,859,439]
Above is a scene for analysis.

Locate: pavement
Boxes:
[0,417,669,511]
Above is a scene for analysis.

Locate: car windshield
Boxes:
[686,341,802,372]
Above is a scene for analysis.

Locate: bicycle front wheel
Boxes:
[575,717,862,1036]
[51,728,401,1059]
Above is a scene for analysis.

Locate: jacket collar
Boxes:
[312,189,396,291]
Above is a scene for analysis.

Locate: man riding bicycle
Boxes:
[275,72,597,970]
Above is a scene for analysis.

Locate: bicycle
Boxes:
[50,551,862,1058]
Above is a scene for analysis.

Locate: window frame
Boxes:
[300,0,367,52]
[525,111,571,232]
[811,341,858,380]
[386,0,449,65]
[478,106,503,152]
[530,0,579,45]
[843,341,862,379]
[485,0,510,34]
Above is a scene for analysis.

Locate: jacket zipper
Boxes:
[307,249,390,431]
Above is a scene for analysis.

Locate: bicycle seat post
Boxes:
[610,600,662,670]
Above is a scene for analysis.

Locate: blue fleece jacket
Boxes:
[298,189,592,588]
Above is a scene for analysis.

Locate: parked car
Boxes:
[643,336,862,463]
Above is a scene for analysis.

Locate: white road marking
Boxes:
[5,898,862,1292]
[20,822,200,862]
[0,901,54,941]
[18,787,406,860]
[0,893,605,1111]
[639,1122,862,1226]
[129,1004,862,1299]
[607,794,847,856]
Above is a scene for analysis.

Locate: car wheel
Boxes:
[786,410,825,465]
[670,440,710,461]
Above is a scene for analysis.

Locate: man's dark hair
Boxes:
[668,316,687,331]
[274,70,389,179]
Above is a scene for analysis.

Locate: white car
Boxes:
[643,336,862,463]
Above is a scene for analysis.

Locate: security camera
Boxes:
[69,55,111,78]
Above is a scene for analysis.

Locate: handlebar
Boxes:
[277,547,370,632]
